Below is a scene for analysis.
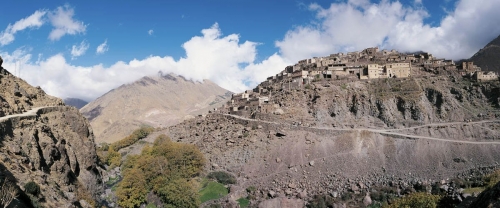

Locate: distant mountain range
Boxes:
[468,34,500,72]
[80,73,232,144]
[63,97,88,109]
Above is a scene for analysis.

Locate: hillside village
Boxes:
[219,47,499,117]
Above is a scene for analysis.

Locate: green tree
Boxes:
[106,146,121,168]
[116,168,148,208]
[152,135,205,178]
[155,178,200,208]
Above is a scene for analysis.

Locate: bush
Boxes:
[307,195,334,208]
[207,171,236,185]
[24,181,40,196]
[384,192,441,208]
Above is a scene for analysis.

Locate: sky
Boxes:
[0,0,499,101]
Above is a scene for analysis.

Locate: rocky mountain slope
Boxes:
[147,73,500,207]
[468,34,500,72]
[64,98,89,109]
[80,74,231,144]
[0,60,102,207]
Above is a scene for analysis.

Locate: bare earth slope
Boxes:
[137,75,500,206]
[80,74,231,143]
[0,64,101,207]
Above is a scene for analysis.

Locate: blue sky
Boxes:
[0,0,499,101]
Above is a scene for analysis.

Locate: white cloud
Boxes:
[70,40,89,59]
[276,0,500,61]
[0,10,46,46]
[48,5,86,41]
[1,23,290,101]
[96,39,109,54]
[148,29,154,36]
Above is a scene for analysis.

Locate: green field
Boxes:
[199,180,229,203]
[237,197,250,208]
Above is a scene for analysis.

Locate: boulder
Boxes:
[363,194,372,206]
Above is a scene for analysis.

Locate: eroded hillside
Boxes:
[153,75,500,207]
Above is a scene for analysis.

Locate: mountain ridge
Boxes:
[468,34,500,72]
[80,73,232,144]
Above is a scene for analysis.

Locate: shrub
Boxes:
[207,171,236,185]
[307,195,334,208]
[24,181,40,196]
[384,192,441,208]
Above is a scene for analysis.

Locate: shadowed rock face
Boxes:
[0,65,101,207]
[467,181,500,208]
[64,98,89,109]
[468,34,500,72]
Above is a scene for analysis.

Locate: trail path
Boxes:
[224,114,500,145]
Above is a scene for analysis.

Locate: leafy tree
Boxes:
[105,146,121,168]
[155,178,200,208]
[111,126,154,151]
[151,135,205,178]
[116,168,148,208]
[384,192,441,208]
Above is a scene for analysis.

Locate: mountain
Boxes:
[0,59,101,207]
[80,73,232,144]
[468,34,500,72]
[147,73,500,207]
[64,97,88,109]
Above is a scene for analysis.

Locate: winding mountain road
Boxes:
[224,114,500,145]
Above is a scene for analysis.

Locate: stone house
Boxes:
[386,63,411,78]
[474,71,499,81]
[367,64,385,79]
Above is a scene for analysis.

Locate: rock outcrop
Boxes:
[0,61,102,207]
[0,61,63,117]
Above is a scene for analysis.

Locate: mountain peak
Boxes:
[80,73,231,143]
[469,34,500,72]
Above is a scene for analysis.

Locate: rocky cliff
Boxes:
[0,60,102,207]
[81,74,231,144]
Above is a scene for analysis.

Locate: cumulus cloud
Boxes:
[276,0,500,61]
[148,29,154,36]
[1,23,289,101]
[96,39,109,54]
[48,5,86,41]
[0,10,46,46]
[70,40,89,59]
